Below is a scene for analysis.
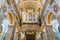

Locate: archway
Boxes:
[7,11,14,26]
[46,12,54,25]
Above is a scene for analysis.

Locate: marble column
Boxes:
[5,25,15,40]
[45,25,56,40]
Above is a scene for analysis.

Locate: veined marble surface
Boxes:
[0,19,9,40]
[0,0,5,9]
[55,0,60,7]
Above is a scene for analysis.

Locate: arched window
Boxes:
[29,12,32,21]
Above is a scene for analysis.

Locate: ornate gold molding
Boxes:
[46,12,54,25]
[40,23,45,32]
[7,11,14,26]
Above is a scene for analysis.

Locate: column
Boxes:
[5,25,15,40]
[45,25,56,40]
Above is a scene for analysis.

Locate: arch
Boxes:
[7,11,14,26]
[20,1,42,8]
[19,1,42,11]
[46,12,54,25]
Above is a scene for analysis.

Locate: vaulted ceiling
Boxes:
[14,0,43,12]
